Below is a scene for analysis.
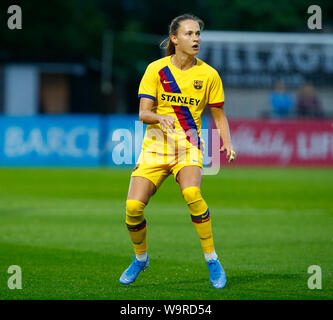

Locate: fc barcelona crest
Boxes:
[193,80,203,90]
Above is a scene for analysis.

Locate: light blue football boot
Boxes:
[207,259,227,289]
[119,256,149,285]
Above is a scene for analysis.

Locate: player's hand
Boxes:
[220,144,236,163]
[158,115,175,134]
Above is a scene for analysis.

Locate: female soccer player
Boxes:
[120,14,236,289]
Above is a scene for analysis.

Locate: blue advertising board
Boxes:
[0,115,210,167]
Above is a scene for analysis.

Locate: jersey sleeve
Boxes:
[138,63,157,101]
[208,70,225,108]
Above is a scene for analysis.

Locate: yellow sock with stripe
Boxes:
[126,199,147,255]
[182,186,215,254]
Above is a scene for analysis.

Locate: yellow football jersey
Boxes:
[137,55,224,166]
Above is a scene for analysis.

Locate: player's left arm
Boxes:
[210,106,236,163]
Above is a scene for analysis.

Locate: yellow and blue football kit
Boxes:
[125,55,225,259]
[132,55,225,188]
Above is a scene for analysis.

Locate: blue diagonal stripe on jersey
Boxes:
[162,66,182,93]
[180,105,201,148]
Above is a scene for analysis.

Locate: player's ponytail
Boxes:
[166,38,176,56]
[160,13,204,56]
[160,37,175,56]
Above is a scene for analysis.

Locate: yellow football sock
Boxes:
[126,199,147,255]
[182,186,214,254]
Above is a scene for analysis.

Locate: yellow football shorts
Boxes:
[132,143,204,189]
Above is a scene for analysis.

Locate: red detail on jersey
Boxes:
[172,105,201,149]
[209,102,224,108]
[158,69,173,93]
[172,105,191,131]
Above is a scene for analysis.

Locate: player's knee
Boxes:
[182,186,202,205]
[126,199,146,226]
[182,187,208,215]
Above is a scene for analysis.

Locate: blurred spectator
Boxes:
[270,81,293,118]
[296,83,324,118]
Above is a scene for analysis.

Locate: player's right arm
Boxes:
[138,62,175,133]
[139,98,175,133]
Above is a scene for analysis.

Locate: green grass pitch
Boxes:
[0,167,332,300]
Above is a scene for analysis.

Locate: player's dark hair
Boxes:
[160,14,204,56]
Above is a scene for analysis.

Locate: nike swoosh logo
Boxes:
[163,80,173,84]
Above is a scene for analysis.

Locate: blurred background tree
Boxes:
[0,0,332,113]
[2,0,332,60]
[0,0,106,60]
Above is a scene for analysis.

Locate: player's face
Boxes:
[172,20,201,56]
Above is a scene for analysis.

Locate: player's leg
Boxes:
[177,166,215,255]
[126,176,156,258]
[177,166,226,289]
[120,176,155,285]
